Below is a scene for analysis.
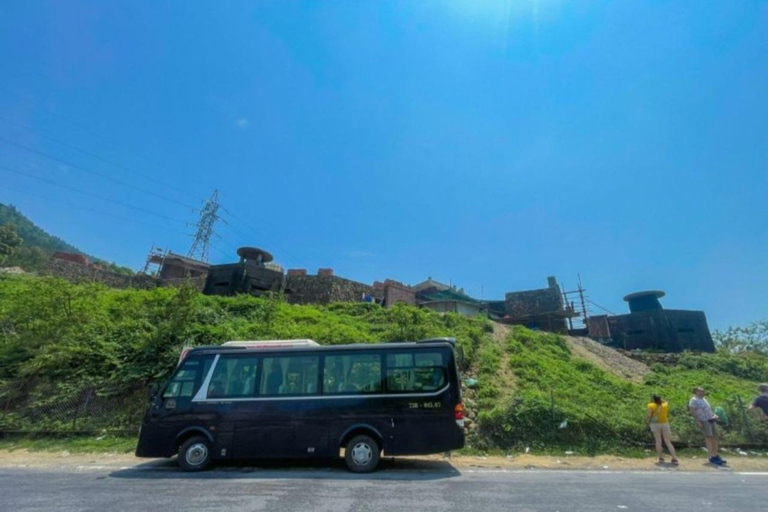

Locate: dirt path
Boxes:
[565,335,650,381]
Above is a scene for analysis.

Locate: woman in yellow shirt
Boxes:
[646,394,679,465]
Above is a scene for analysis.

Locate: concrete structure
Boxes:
[502,276,575,333]
[203,247,285,297]
[601,290,715,352]
[420,299,486,316]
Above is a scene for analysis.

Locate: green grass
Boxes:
[474,326,768,451]
[0,435,137,453]
[1,274,767,452]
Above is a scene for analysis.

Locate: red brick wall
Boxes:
[53,252,90,266]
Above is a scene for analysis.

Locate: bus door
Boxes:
[317,352,389,456]
[152,355,215,436]
[232,355,321,458]
[386,350,453,455]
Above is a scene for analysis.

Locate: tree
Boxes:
[713,321,768,355]
[0,223,22,264]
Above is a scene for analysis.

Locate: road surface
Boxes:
[1,459,766,511]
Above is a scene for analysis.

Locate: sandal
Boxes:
[671,458,679,466]
[658,457,665,463]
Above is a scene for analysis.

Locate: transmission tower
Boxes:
[187,189,221,262]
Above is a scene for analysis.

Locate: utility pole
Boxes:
[577,274,589,327]
[188,189,221,263]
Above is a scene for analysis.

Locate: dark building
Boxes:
[203,247,285,296]
[600,291,715,352]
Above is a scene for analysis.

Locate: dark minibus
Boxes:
[136,338,465,472]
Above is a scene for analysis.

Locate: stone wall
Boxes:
[39,258,158,290]
[286,274,383,305]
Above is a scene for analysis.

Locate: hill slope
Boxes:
[0,274,765,449]
[0,203,132,273]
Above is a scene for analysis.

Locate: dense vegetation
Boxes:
[0,203,132,274]
[1,274,766,450]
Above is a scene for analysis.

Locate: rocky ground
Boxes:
[565,335,651,381]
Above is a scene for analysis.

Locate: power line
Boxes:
[0,114,191,196]
[0,165,191,225]
[0,183,191,237]
[0,85,212,192]
[586,299,617,316]
[0,135,197,210]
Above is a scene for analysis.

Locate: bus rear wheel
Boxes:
[178,436,212,472]
[344,434,380,473]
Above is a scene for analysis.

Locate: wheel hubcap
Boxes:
[186,443,208,466]
[351,442,373,466]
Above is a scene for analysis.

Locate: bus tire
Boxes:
[344,434,380,473]
[178,436,212,472]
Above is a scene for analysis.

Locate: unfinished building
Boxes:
[500,276,577,333]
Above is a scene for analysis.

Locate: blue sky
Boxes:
[0,1,766,330]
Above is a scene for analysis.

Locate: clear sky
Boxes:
[1,1,766,330]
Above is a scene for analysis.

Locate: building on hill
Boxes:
[412,277,453,294]
[203,247,285,296]
[149,251,210,279]
[373,279,416,308]
[418,287,487,316]
[501,276,577,333]
[590,290,715,352]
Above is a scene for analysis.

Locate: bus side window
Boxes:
[206,356,259,399]
[385,351,446,393]
[260,356,319,396]
[323,354,382,394]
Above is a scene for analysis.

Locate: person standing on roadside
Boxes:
[748,383,768,421]
[646,394,679,465]
[689,387,726,466]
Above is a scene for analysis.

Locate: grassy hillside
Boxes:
[0,203,132,274]
[1,274,766,449]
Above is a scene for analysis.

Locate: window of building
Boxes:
[260,356,319,396]
[206,356,259,398]
[323,353,382,394]
[386,351,446,393]
[163,356,213,398]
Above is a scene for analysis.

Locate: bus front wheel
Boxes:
[178,436,212,472]
[344,434,380,473]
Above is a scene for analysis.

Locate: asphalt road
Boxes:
[1,459,766,512]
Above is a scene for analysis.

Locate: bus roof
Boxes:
[222,339,320,349]
[181,338,456,359]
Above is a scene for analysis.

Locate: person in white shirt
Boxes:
[688,387,725,466]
